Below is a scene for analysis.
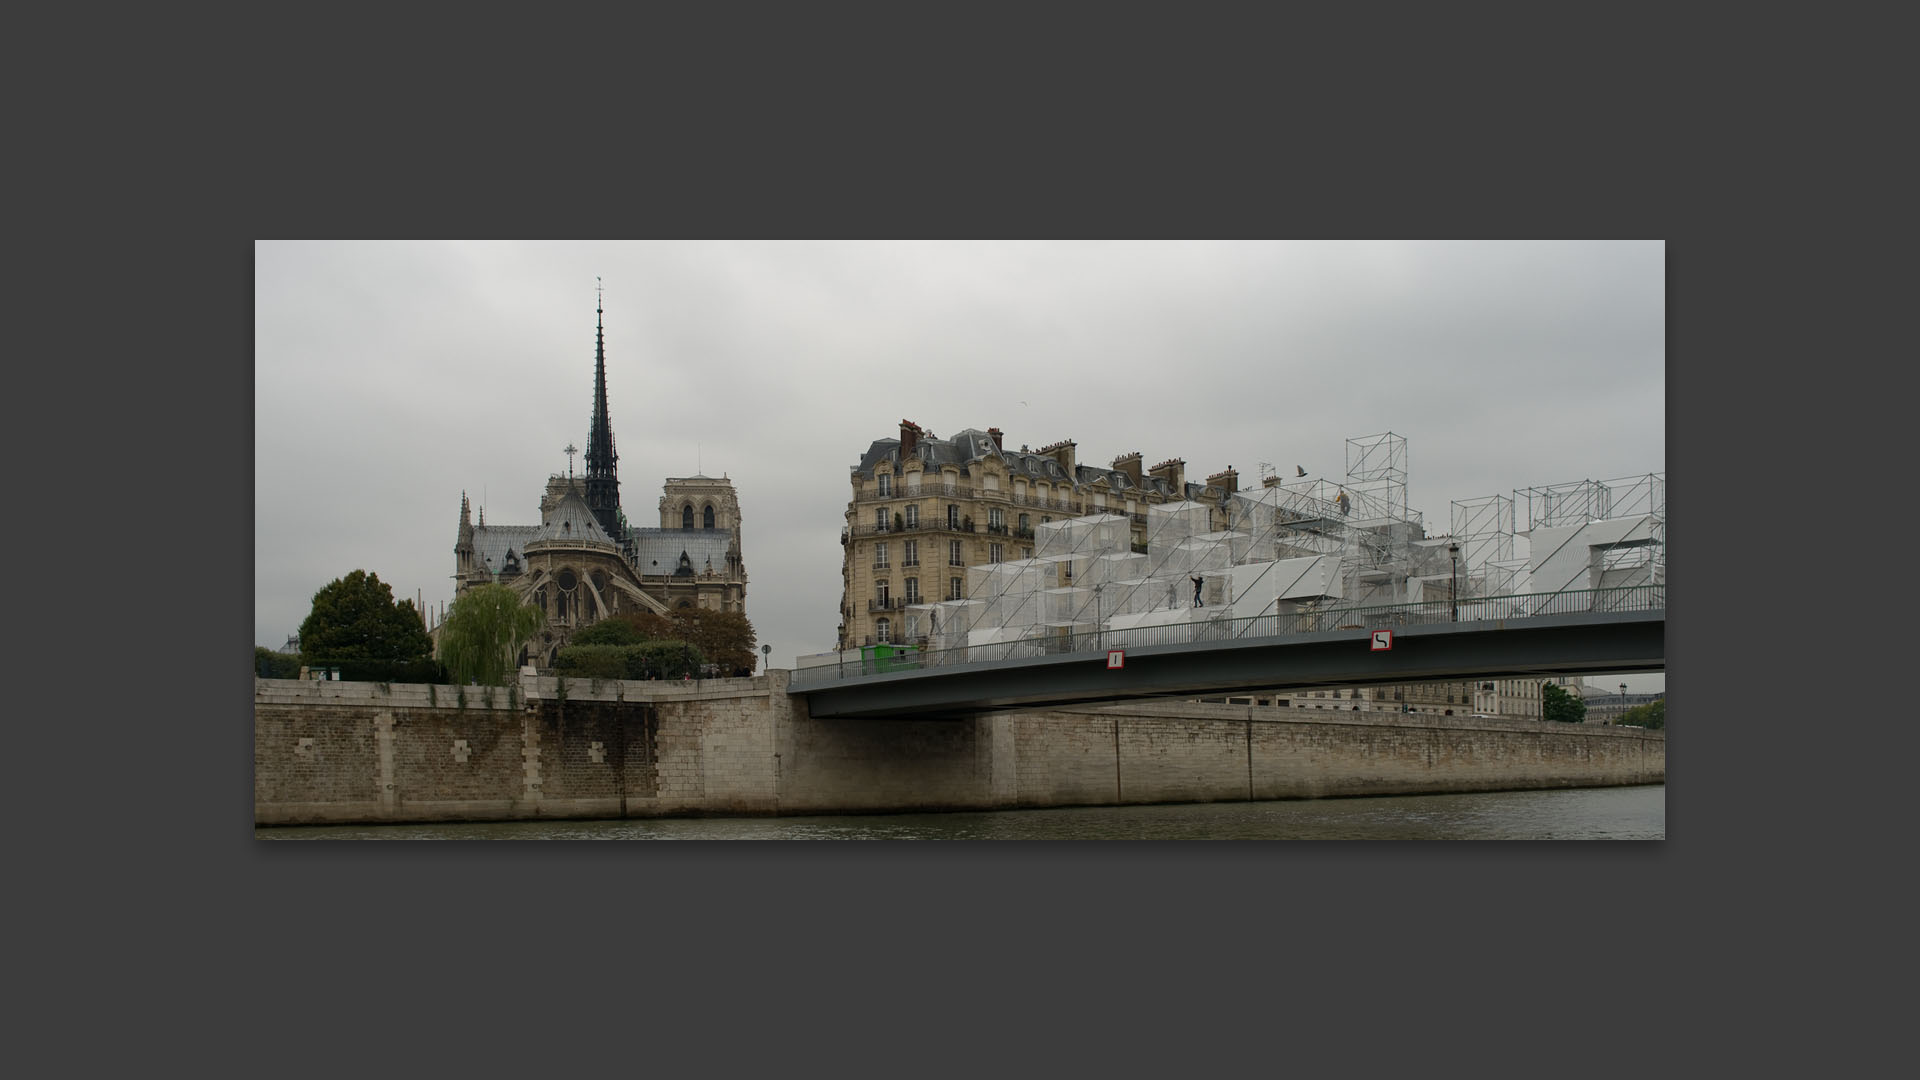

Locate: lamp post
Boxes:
[1448,542,1459,622]
[1619,682,1628,724]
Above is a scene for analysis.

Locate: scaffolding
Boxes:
[932,435,1664,656]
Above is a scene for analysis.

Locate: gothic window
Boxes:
[682,505,694,529]
[704,505,715,529]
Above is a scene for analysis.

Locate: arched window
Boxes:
[682,505,694,529]
[704,505,715,530]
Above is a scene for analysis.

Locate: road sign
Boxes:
[1371,630,1393,652]
[1107,649,1125,669]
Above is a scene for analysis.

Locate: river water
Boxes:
[256,783,1663,839]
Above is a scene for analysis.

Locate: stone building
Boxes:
[840,420,1239,649]
[449,297,747,667]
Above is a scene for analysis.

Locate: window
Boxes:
[988,508,1004,529]
[704,505,715,529]
[876,580,890,606]
[876,617,891,643]
[949,540,963,565]
[874,541,888,568]
[950,577,963,600]
[1094,493,1107,509]
[904,504,918,528]
[905,578,920,604]
[877,473,891,497]
[988,543,1003,563]
[903,539,918,566]
[876,508,888,531]
[1018,513,1029,531]
[947,504,959,529]
[682,505,694,529]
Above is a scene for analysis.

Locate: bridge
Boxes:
[792,586,1663,720]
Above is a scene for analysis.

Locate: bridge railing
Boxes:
[790,584,1663,690]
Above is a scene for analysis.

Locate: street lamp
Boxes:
[1619,682,1628,724]
[1448,542,1459,622]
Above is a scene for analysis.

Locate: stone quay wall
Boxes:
[255,671,1664,826]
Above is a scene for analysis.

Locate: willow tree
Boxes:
[439,584,544,686]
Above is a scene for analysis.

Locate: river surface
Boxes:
[256,783,1663,839]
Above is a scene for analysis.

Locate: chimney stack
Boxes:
[1149,457,1186,493]
[987,427,1004,451]
[1207,466,1240,495]
[899,419,922,457]
[1111,452,1143,485]
[1038,438,1077,473]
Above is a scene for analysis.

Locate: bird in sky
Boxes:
[1296,465,1307,477]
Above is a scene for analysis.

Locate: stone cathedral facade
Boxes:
[450,296,747,667]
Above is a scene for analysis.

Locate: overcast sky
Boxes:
[255,240,1665,691]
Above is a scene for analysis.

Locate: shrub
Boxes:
[554,639,708,681]
[254,647,303,679]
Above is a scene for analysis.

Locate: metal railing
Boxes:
[792,585,1663,689]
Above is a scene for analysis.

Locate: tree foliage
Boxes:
[255,647,302,679]
[299,570,431,664]
[1542,682,1587,724]
[1618,699,1665,729]
[439,584,545,686]
[555,641,706,681]
[576,608,757,675]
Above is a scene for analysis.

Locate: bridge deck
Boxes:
[796,609,1663,720]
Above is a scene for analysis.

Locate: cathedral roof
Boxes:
[528,490,619,550]
[468,525,541,578]
[629,528,734,575]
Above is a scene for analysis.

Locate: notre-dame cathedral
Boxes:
[450,293,747,667]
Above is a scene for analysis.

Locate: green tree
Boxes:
[673,609,758,676]
[254,646,302,679]
[571,609,757,675]
[298,570,431,664]
[1542,682,1587,723]
[567,617,644,648]
[439,584,545,686]
[1618,699,1665,729]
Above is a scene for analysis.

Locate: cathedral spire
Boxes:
[584,279,623,541]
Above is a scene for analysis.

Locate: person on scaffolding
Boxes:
[1191,575,1205,608]
[1336,488,1350,516]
